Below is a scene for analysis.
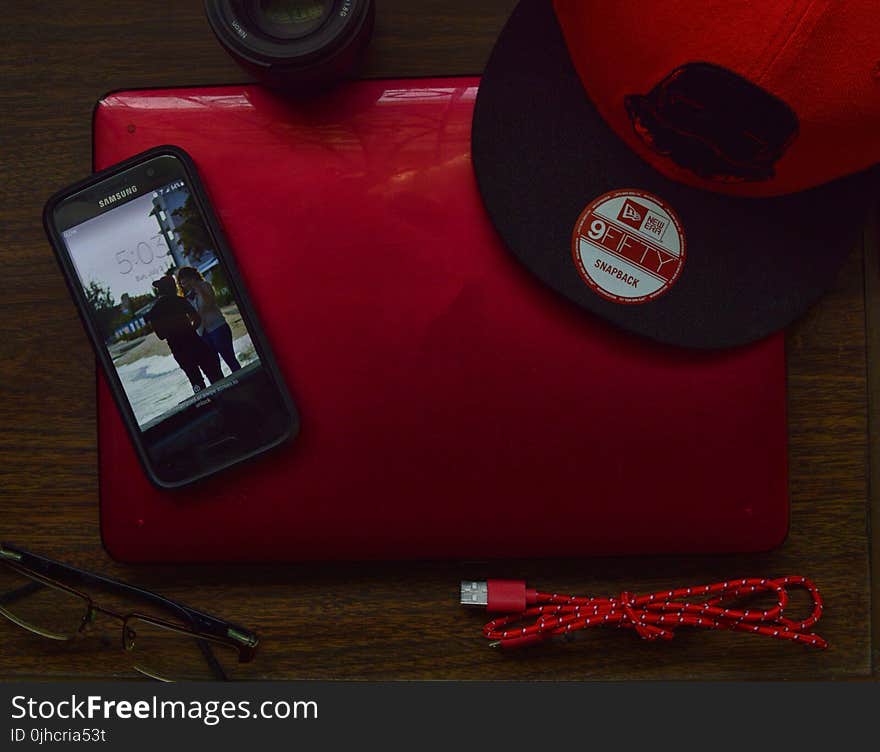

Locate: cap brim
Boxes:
[472,0,879,348]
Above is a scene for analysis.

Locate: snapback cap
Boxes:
[472,0,880,348]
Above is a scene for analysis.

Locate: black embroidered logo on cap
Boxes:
[625,63,799,182]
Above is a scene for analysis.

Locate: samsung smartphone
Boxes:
[44,145,299,488]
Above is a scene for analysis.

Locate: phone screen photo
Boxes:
[47,149,297,487]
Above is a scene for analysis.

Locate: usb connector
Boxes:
[459,579,537,613]
[460,581,489,607]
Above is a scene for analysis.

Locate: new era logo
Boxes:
[618,199,648,230]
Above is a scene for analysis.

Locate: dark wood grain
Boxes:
[0,0,872,680]
[865,206,880,676]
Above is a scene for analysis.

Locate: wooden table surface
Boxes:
[0,0,876,680]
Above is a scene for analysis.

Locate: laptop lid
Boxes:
[93,79,787,562]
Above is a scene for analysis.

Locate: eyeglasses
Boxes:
[0,543,258,681]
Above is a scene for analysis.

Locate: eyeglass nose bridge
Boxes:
[77,606,140,654]
[79,602,134,646]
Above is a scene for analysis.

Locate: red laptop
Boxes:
[93,79,788,562]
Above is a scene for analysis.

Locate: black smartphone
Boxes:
[44,145,299,488]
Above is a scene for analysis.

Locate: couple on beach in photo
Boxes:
[145,267,241,395]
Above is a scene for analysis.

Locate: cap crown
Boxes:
[554,0,880,195]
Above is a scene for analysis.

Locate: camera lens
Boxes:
[205,0,375,92]
[253,0,332,39]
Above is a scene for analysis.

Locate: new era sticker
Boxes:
[571,189,686,305]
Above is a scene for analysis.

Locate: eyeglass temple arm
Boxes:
[0,580,45,607]
[197,638,229,680]
[1,544,256,650]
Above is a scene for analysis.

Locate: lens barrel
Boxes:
[205,0,375,91]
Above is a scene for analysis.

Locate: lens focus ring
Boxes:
[205,0,375,91]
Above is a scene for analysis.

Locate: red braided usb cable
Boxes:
[481,576,826,650]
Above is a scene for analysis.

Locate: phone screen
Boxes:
[51,153,295,485]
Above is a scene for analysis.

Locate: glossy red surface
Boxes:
[94,79,788,562]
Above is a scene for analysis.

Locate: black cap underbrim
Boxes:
[472,0,879,348]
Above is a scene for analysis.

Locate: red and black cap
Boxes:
[472,0,880,348]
